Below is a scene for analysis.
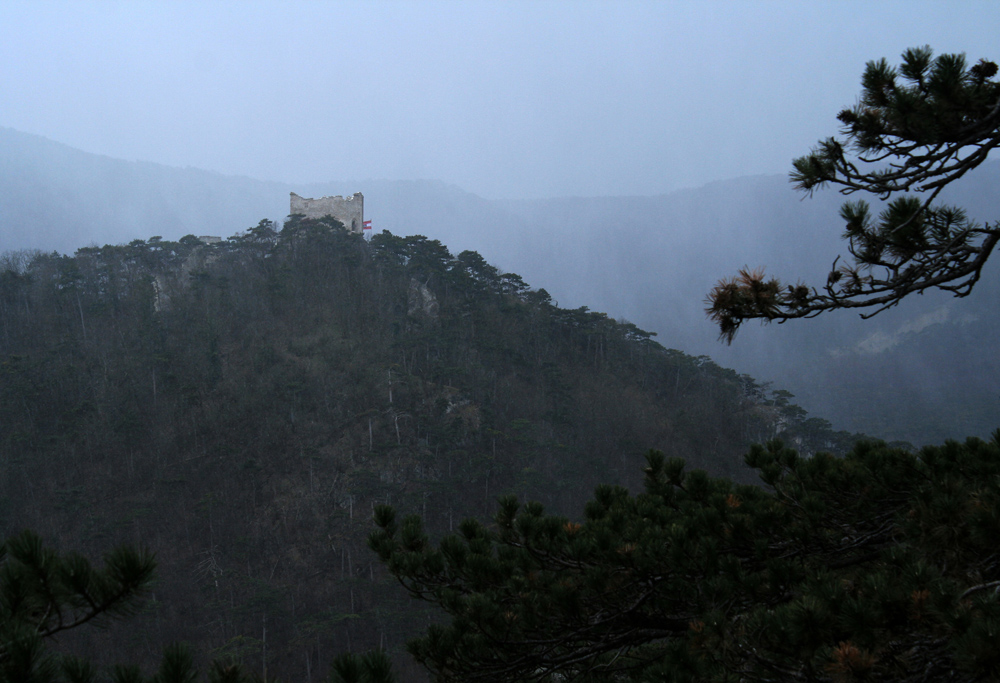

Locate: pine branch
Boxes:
[710,47,1000,342]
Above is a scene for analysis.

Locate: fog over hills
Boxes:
[2,126,998,445]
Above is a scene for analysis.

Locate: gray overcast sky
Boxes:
[1,0,997,199]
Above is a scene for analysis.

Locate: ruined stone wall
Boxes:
[290,192,364,233]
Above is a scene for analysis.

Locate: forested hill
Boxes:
[0,218,858,679]
[4,126,999,446]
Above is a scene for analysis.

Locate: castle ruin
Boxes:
[290,192,364,234]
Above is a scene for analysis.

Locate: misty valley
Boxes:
[1,116,999,680]
[2,0,1000,671]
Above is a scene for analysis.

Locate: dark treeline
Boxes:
[0,217,863,679]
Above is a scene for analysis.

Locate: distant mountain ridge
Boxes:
[2,126,998,445]
[0,127,526,261]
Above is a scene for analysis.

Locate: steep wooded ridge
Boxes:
[4,126,999,446]
[0,218,858,678]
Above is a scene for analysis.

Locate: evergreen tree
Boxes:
[370,433,1000,682]
[0,532,262,682]
[0,530,155,681]
[330,650,396,683]
[708,47,1000,342]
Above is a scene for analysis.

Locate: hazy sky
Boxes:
[2,1,997,199]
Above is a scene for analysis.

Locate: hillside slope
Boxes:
[3,126,997,444]
[0,220,851,678]
[495,172,1000,444]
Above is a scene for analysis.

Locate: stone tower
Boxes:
[290,192,364,234]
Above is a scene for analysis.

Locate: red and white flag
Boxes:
[363,220,372,230]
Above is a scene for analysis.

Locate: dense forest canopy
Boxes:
[0,216,856,679]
